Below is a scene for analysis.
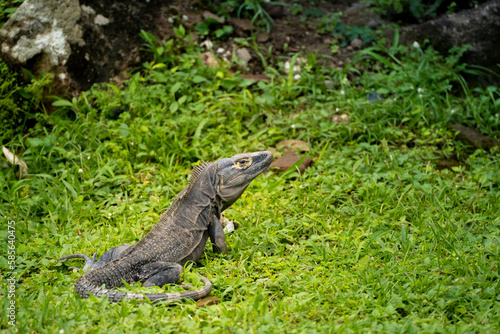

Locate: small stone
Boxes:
[368,91,384,103]
[283,57,306,74]
[256,32,269,43]
[331,114,350,124]
[81,5,96,16]
[197,296,220,308]
[235,47,252,65]
[350,38,363,49]
[227,17,253,31]
[202,11,225,24]
[94,14,110,26]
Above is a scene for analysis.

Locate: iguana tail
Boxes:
[74,269,212,303]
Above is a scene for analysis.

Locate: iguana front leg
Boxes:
[209,215,228,255]
[58,244,132,272]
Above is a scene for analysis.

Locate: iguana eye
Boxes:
[234,158,252,169]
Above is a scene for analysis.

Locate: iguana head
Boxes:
[216,151,273,211]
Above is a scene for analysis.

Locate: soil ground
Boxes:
[166,0,382,76]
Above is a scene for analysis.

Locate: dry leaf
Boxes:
[201,52,219,67]
[2,146,28,177]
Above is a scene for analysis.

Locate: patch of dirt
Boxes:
[196,296,220,307]
[172,0,383,76]
[450,124,499,151]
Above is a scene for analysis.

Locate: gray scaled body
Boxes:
[59,151,273,303]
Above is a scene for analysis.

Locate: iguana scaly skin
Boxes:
[59,151,273,303]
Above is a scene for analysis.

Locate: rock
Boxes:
[0,0,84,68]
[331,114,350,124]
[94,14,110,26]
[196,296,220,308]
[269,151,314,174]
[256,32,270,43]
[235,47,252,65]
[0,0,175,96]
[283,57,306,74]
[350,38,363,49]
[275,139,310,152]
[450,124,499,150]
[227,17,253,31]
[342,2,385,29]
[408,0,500,68]
[261,3,288,19]
[181,13,202,29]
[368,91,384,103]
[201,10,225,24]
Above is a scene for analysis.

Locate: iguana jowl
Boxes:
[59,151,273,303]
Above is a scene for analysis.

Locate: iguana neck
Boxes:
[156,163,221,229]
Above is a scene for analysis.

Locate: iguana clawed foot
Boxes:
[58,252,97,272]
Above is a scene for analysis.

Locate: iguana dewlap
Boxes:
[59,151,273,303]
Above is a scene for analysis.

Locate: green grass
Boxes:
[1,33,499,333]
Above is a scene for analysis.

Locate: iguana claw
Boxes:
[58,252,97,272]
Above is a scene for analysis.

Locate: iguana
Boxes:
[59,151,273,303]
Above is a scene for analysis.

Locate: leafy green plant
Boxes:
[315,12,342,34]
[236,0,276,32]
[367,0,476,22]
[0,62,53,144]
[334,24,377,46]
[0,0,23,28]
[0,59,29,143]
[195,18,234,40]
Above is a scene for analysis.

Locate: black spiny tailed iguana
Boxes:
[59,151,273,303]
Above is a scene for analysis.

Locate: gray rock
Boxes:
[235,47,252,65]
[342,3,385,29]
[408,0,500,68]
[0,0,174,96]
[0,0,84,66]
